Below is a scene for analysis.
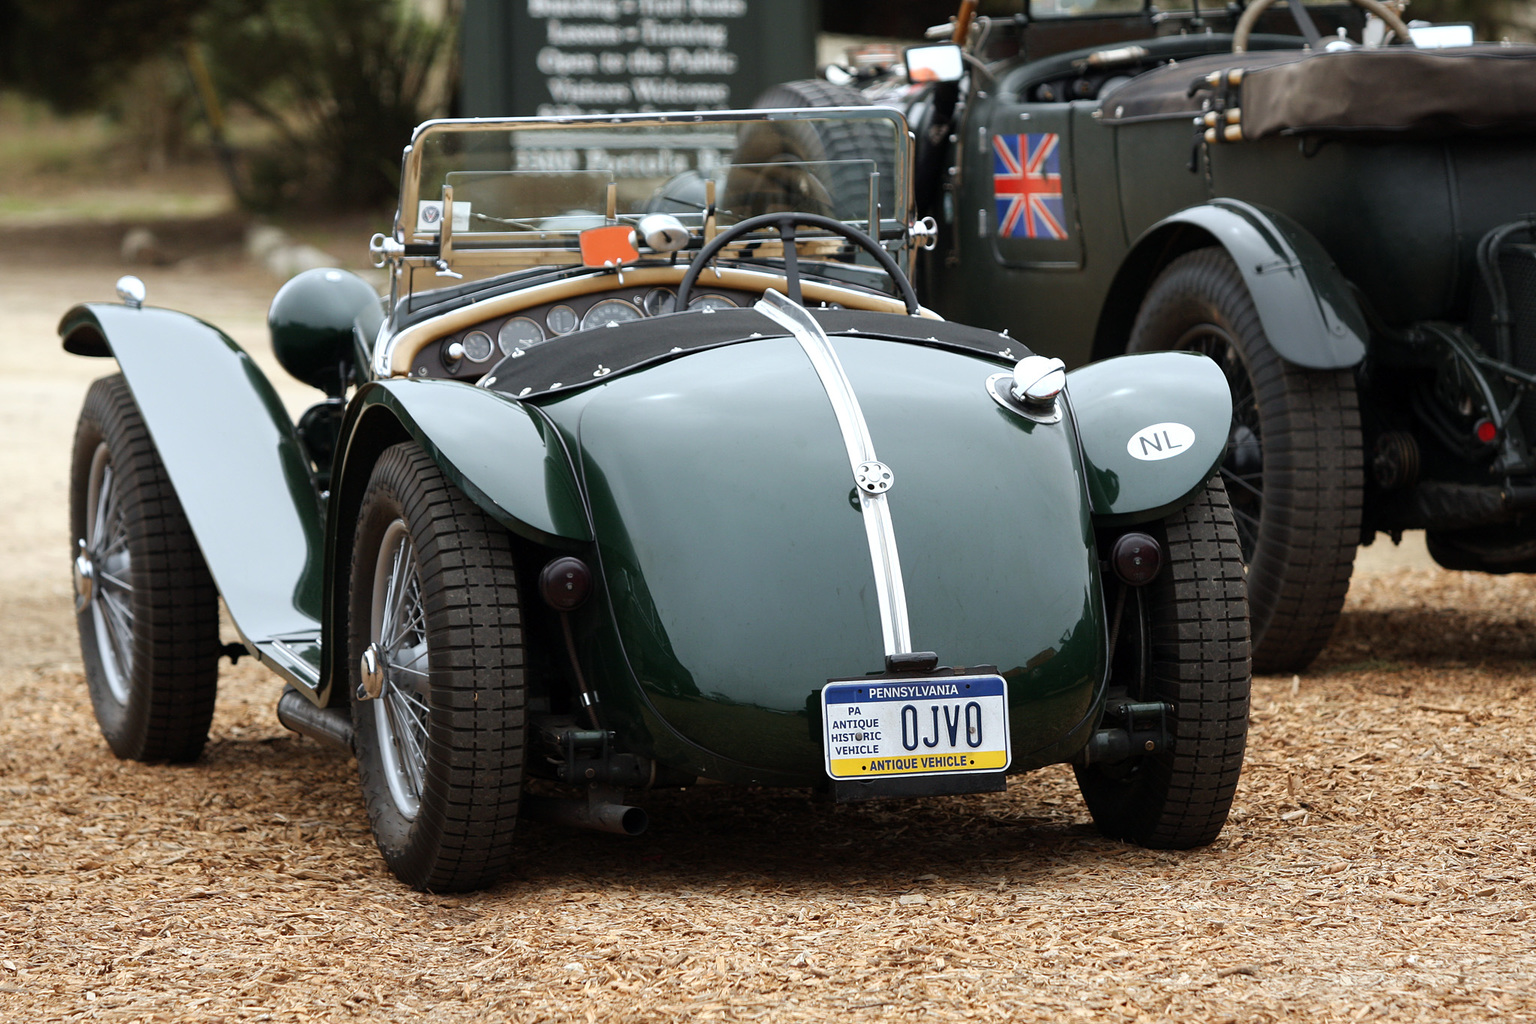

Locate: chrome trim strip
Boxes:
[755,290,912,657]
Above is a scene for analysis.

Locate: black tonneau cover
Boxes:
[483,308,1025,401]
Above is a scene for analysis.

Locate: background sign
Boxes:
[462,0,819,117]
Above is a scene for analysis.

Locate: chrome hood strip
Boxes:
[754,290,912,657]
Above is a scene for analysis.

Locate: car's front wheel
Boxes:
[1130,246,1362,673]
[70,374,221,762]
[349,442,528,892]
[1075,477,1250,849]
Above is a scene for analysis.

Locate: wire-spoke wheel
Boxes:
[349,442,528,892]
[70,375,220,762]
[1075,478,1251,849]
[1130,247,1362,673]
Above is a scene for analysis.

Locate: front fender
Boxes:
[1066,351,1232,524]
[1106,199,1368,370]
[59,303,328,690]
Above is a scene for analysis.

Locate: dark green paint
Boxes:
[267,268,381,394]
[542,336,1106,784]
[343,379,592,546]
[1138,200,1367,370]
[58,303,326,647]
[1065,351,1232,522]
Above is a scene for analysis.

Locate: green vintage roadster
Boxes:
[62,109,1248,892]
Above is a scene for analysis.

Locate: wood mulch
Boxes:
[2,566,1533,1022]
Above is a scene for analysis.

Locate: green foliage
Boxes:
[198,0,454,211]
[0,0,207,111]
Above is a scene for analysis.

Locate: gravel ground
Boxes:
[2,246,1533,1023]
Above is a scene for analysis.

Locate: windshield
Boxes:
[401,111,909,271]
[1028,0,1340,15]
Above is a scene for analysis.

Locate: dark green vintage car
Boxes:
[61,109,1248,892]
[778,0,1536,673]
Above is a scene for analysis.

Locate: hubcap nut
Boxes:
[359,644,384,700]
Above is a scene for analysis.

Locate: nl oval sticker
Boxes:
[1128,422,1196,461]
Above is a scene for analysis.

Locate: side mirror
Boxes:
[905,43,964,84]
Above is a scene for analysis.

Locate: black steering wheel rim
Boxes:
[675,212,921,316]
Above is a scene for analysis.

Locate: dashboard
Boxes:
[416,284,787,380]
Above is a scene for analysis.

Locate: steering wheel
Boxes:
[1232,0,1412,53]
[675,212,921,316]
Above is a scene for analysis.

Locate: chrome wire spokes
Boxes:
[372,520,430,820]
[83,444,135,702]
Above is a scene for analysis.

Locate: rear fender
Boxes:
[1094,199,1368,369]
[59,303,328,691]
[1066,350,1232,524]
[321,379,592,701]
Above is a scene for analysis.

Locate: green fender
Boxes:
[1065,350,1233,523]
[59,302,329,690]
[1111,199,1368,370]
[320,379,592,701]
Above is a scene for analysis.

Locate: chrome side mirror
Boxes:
[904,43,964,84]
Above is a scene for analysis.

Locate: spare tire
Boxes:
[732,79,898,224]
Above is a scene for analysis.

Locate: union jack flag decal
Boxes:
[993,132,1068,240]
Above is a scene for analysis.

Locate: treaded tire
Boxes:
[349,442,527,893]
[740,79,897,222]
[1075,478,1251,849]
[1130,246,1362,674]
[69,374,221,762]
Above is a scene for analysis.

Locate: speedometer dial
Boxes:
[687,293,738,312]
[547,305,579,335]
[582,298,643,330]
[497,317,545,356]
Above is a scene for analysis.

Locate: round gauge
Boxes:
[642,287,676,317]
[687,293,738,312]
[497,316,546,355]
[461,330,494,362]
[582,298,644,330]
[547,304,579,335]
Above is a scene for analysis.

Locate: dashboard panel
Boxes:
[413,284,801,380]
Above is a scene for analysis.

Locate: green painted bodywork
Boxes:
[339,379,592,546]
[536,335,1107,784]
[267,268,381,394]
[58,304,327,680]
[928,88,1367,371]
[1122,201,1368,370]
[1065,351,1232,522]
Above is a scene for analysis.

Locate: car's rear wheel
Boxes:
[1129,246,1362,673]
[1075,477,1250,849]
[349,442,527,892]
[69,374,221,762]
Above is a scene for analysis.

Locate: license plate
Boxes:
[821,674,1011,780]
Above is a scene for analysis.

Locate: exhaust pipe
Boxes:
[521,793,647,836]
[276,687,354,753]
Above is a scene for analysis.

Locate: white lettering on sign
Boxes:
[1127,422,1196,461]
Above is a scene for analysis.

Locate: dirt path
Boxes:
[1,246,1532,1023]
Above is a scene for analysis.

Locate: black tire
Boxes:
[348,442,527,892]
[69,374,221,762]
[1129,247,1362,673]
[737,79,897,223]
[1075,478,1251,849]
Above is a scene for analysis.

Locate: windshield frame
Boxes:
[395,108,913,254]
